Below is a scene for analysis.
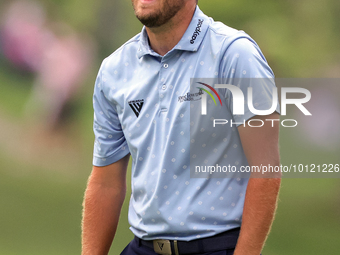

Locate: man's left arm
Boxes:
[234,112,281,255]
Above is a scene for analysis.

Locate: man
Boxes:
[82,0,281,254]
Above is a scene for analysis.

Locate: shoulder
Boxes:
[208,19,240,39]
[202,18,263,62]
[95,33,141,94]
[207,19,250,44]
[204,18,273,77]
[101,33,141,70]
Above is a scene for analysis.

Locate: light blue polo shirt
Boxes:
[92,6,278,241]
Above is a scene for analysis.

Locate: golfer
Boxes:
[82,0,281,254]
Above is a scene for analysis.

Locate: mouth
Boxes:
[139,0,157,4]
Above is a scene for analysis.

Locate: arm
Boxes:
[234,112,281,255]
[81,154,130,255]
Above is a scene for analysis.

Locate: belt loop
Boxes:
[173,240,179,255]
[198,238,204,253]
[136,236,141,247]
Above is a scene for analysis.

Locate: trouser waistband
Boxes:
[135,227,240,255]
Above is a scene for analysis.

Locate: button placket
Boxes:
[159,61,170,112]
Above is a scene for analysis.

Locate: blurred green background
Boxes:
[0,0,339,254]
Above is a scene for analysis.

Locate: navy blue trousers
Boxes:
[120,237,235,255]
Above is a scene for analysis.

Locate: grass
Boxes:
[0,151,133,255]
[0,156,86,255]
[263,179,340,255]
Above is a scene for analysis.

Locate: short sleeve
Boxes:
[92,63,130,166]
[221,38,280,125]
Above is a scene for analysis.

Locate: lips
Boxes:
[140,0,156,4]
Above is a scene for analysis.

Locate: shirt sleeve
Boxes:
[221,37,280,126]
[92,62,130,166]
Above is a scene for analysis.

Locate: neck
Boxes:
[145,3,196,56]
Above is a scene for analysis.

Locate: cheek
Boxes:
[131,0,138,10]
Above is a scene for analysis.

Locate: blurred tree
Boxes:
[199,0,340,77]
[1,0,339,76]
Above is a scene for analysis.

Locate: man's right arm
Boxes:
[81,154,130,255]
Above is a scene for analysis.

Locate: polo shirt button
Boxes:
[163,63,169,69]
[162,85,166,90]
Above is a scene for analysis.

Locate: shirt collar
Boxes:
[137,6,210,58]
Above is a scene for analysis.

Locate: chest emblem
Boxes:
[128,99,144,117]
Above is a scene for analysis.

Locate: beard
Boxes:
[132,0,184,28]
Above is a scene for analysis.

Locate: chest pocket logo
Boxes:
[128,99,144,117]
